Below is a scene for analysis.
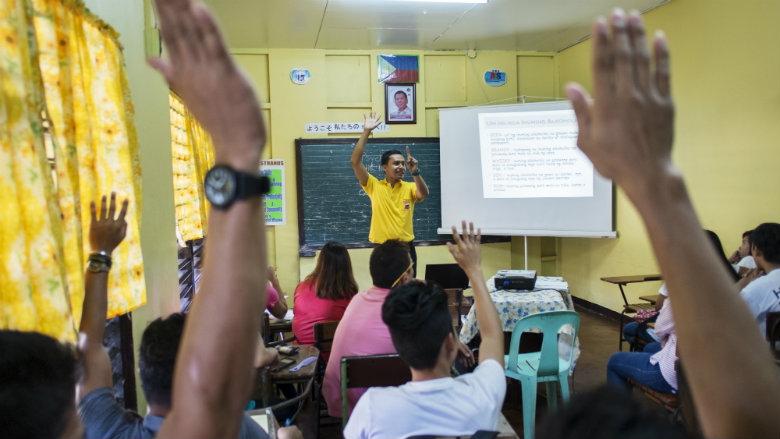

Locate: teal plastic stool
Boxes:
[504,310,580,439]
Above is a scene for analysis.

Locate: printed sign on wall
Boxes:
[261,160,285,226]
[305,122,390,133]
[484,69,507,87]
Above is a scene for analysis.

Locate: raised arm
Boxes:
[77,193,128,399]
[565,10,779,438]
[406,146,429,200]
[350,112,381,186]
[267,266,288,319]
[149,0,268,437]
[448,221,503,367]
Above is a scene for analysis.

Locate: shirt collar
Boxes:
[143,414,165,434]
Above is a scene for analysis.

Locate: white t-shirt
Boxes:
[343,359,506,439]
[739,268,780,336]
[734,255,757,272]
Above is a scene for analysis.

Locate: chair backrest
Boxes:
[340,353,412,427]
[261,313,271,345]
[507,310,580,377]
[767,311,780,362]
[313,320,340,354]
[444,288,463,330]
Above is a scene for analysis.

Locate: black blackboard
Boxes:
[296,137,446,256]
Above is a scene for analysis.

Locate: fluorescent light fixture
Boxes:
[391,0,488,3]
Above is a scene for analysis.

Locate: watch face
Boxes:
[205,166,236,207]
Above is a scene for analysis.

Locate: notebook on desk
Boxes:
[424,263,469,290]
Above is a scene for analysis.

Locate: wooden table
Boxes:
[259,345,320,407]
[600,274,662,351]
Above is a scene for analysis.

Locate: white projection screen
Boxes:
[438,101,615,237]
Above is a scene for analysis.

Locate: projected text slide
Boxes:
[478,110,593,198]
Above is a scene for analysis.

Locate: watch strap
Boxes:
[236,172,271,199]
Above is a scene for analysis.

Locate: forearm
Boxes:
[629,171,780,438]
[413,175,429,199]
[350,130,370,166]
[169,200,266,437]
[468,269,503,362]
[79,271,109,340]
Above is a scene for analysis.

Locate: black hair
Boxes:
[751,223,780,264]
[536,384,690,438]
[305,241,359,300]
[382,281,452,370]
[0,331,78,439]
[138,312,187,408]
[704,229,740,282]
[381,149,404,166]
[742,229,754,239]
[394,90,408,99]
[369,239,411,289]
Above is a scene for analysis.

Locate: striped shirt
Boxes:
[649,299,678,391]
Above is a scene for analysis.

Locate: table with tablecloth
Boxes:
[459,276,580,371]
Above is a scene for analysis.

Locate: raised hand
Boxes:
[447,221,481,276]
[148,0,266,172]
[89,192,128,254]
[406,146,419,174]
[363,112,383,132]
[565,9,674,200]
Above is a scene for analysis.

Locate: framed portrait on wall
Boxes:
[385,83,416,124]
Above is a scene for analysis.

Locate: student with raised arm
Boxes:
[350,111,429,273]
[565,9,780,438]
[147,0,277,437]
[344,222,504,438]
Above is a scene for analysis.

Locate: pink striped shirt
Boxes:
[649,299,678,391]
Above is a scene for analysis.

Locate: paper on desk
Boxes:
[535,276,568,290]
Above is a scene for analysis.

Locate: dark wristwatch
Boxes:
[204,165,271,210]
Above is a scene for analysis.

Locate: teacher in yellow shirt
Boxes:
[350,112,430,274]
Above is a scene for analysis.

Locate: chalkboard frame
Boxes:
[295,137,509,257]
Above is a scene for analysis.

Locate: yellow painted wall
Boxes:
[556,0,780,311]
[233,49,556,294]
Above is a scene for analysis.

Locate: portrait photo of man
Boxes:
[385,84,416,124]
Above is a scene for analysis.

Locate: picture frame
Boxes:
[385,83,416,124]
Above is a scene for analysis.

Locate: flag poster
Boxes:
[260,160,285,226]
[378,55,419,83]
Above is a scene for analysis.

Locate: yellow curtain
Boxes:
[0,0,74,342]
[0,0,145,341]
[170,92,213,244]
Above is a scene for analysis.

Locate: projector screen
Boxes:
[438,101,615,237]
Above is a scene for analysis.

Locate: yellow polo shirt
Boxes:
[362,174,421,243]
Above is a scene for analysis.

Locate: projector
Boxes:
[494,270,537,291]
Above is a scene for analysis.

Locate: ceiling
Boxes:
[200,0,670,52]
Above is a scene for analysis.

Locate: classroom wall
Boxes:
[233,49,558,294]
[556,0,780,311]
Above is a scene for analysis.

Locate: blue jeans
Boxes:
[606,352,675,394]
[623,320,656,346]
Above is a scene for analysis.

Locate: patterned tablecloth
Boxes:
[459,276,580,371]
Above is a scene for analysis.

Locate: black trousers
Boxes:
[407,240,417,278]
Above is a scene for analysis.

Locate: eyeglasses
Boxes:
[392,262,414,287]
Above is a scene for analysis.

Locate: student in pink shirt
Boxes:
[321,240,415,418]
[266,266,288,319]
[292,241,359,349]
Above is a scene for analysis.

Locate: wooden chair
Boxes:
[340,353,412,430]
[312,320,341,435]
[628,361,700,435]
[444,288,464,332]
[313,320,340,356]
[767,311,780,364]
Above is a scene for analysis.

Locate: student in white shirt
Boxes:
[739,223,780,335]
[729,229,757,276]
[344,222,505,439]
